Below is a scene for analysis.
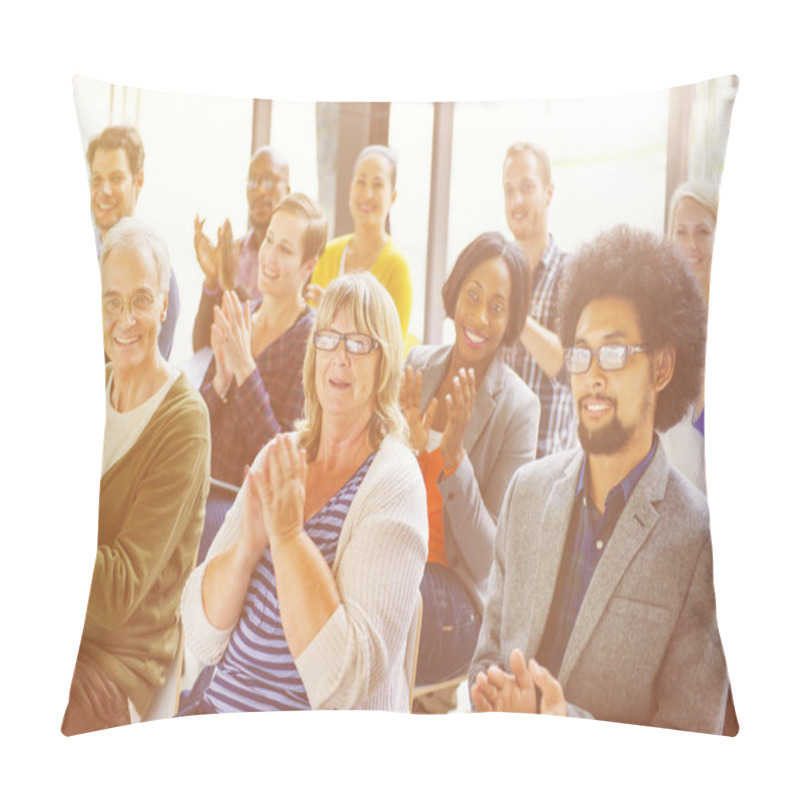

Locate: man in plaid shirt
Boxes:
[501,142,576,459]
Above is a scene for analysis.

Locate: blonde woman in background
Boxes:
[661,179,720,495]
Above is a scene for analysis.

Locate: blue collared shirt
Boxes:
[536,439,658,677]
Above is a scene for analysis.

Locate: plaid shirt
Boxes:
[502,235,575,459]
[201,305,314,486]
[535,440,658,677]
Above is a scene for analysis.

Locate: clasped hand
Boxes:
[399,365,476,472]
[470,649,568,716]
[239,434,307,563]
[210,291,257,396]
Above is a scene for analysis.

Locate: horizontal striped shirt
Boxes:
[203,453,375,713]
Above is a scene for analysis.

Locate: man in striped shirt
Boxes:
[501,142,576,459]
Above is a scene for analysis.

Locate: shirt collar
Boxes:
[576,436,658,512]
[540,233,556,267]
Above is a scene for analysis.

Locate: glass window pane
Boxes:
[270,101,319,201]
[388,102,433,344]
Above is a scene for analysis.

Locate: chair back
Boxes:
[405,591,423,712]
[142,632,185,722]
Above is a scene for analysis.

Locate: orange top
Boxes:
[418,448,448,567]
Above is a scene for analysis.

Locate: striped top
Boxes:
[202,452,375,712]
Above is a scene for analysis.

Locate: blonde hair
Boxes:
[667,179,719,237]
[296,272,408,459]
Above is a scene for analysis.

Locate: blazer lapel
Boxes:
[528,451,583,653]
[559,444,670,685]
[463,353,503,453]
[414,345,450,410]
[413,346,502,454]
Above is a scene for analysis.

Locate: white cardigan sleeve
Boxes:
[295,436,428,709]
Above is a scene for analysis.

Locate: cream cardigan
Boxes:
[181,434,427,712]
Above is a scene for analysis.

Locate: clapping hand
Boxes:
[210,305,234,400]
[194,215,222,288]
[211,291,257,387]
[194,216,241,291]
[399,366,438,455]
[219,218,241,292]
[248,434,307,552]
[304,283,324,306]
[440,367,476,472]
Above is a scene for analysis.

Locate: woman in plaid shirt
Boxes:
[197,194,327,561]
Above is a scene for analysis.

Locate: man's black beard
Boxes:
[577,417,635,455]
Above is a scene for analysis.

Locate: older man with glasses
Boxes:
[62,219,210,735]
[469,225,735,735]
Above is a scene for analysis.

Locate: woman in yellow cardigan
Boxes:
[305,145,412,343]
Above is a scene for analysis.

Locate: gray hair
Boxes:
[99,217,171,293]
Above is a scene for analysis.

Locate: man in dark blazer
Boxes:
[469,225,734,734]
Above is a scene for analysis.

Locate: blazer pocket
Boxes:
[606,596,670,625]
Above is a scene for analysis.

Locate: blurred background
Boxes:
[73,75,736,369]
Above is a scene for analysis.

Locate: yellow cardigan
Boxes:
[310,234,413,342]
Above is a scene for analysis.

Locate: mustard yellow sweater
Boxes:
[310,234,413,342]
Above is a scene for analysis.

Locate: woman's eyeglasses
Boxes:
[313,330,380,356]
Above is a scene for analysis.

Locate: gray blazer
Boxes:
[469,440,730,733]
[405,344,540,614]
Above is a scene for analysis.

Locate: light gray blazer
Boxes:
[469,439,730,733]
[405,344,540,615]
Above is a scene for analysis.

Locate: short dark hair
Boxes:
[442,232,532,346]
[249,145,290,183]
[557,224,706,432]
[86,125,145,177]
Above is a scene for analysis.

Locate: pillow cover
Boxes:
[64,74,738,735]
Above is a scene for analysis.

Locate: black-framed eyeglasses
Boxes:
[313,330,381,356]
[564,344,650,374]
[246,173,285,191]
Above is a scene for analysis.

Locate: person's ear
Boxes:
[544,181,554,206]
[653,345,676,393]
[134,170,144,200]
[391,188,398,206]
[159,289,169,323]
[303,256,318,281]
